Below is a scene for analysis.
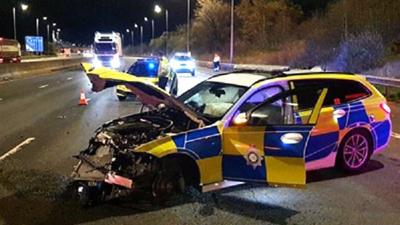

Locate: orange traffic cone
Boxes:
[79,90,88,106]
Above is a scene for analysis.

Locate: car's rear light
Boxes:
[380,102,391,114]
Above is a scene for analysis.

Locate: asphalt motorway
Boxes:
[0,63,400,225]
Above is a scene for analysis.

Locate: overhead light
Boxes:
[20,3,29,11]
[154,5,162,14]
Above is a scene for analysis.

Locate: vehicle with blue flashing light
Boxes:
[170,52,196,76]
[115,57,178,100]
[92,32,122,69]
[73,64,392,205]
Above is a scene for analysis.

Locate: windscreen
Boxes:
[94,43,116,53]
[173,55,192,61]
[178,81,247,120]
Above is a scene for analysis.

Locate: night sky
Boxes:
[0,0,332,45]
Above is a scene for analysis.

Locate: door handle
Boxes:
[281,133,303,144]
[333,109,346,119]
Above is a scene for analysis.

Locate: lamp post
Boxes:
[229,0,234,63]
[12,3,29,40]
[36,18,39,36]
[154,5,168,55]
[52,23,57,42]
[151,19,155,41]
[140,25,143,53]
[187,0,190,52]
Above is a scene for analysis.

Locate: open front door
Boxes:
[223,86,328,187]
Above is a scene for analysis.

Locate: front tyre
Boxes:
[151,168,185,200]
[337,130,372,172]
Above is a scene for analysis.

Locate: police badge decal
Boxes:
[244,144,263,169]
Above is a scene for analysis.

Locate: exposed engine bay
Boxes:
[71,107,201,205]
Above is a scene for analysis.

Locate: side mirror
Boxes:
[232,112,248,126]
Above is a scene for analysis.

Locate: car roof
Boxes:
[208,71,362,88]
[208,73,268,87]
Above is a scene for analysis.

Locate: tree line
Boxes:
[138,0,400,73]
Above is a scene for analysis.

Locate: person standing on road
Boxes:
[158,56,170,89]
[213,53,221,72]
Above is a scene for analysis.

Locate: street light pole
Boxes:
[187,0,190,52]
[46,24,50,41]
[140,25,143,53]
[165,10,169,55]
[36,18,39,36]
[151,19,155,41]
[131,30,134,46]
[13,7,17,40]
[229,0,234,63]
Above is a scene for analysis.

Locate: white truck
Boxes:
[93,32,122,68]
[0,38,21,64]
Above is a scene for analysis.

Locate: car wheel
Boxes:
[337,129,372,172]
[151,167,185,200]
[76,182,99,207]
[117,95,127,101]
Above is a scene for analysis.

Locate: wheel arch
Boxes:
[160,152,201,189]
[336,126,374,166]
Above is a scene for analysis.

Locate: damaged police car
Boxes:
[72,63,391,205]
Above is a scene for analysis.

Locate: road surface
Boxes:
[0,65,399,225]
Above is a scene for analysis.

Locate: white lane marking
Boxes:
[0,98,3,101]
[67,77,73,80]
[0,137,35,161]
[392,132,400,139]
[38,84,49,89]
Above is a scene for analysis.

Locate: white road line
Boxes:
[0,137,35,161]
[0,98,3,101]
[392,132,400,139]
[67,77,73,80]
[38,84,49,89]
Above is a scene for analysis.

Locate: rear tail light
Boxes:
[380,102,391,114]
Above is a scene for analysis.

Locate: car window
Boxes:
[173,56,192,61]
[292,79,370,109]
[237,86,284,114]
[127,60,159,77]
[178,81,247,120]
[248,87,326,126]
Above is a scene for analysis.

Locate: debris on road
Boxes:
[38,84,49,89]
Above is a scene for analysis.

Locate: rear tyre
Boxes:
[337,130,372,172]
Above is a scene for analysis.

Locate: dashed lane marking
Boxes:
[0,137,35,161]
[67,77,73,80]
[392,132,400,139]
[38,84,49,89]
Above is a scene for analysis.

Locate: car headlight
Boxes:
[111,55,121,68]
[93,57,102,67]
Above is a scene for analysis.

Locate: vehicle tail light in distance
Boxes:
[380,102,391,114]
